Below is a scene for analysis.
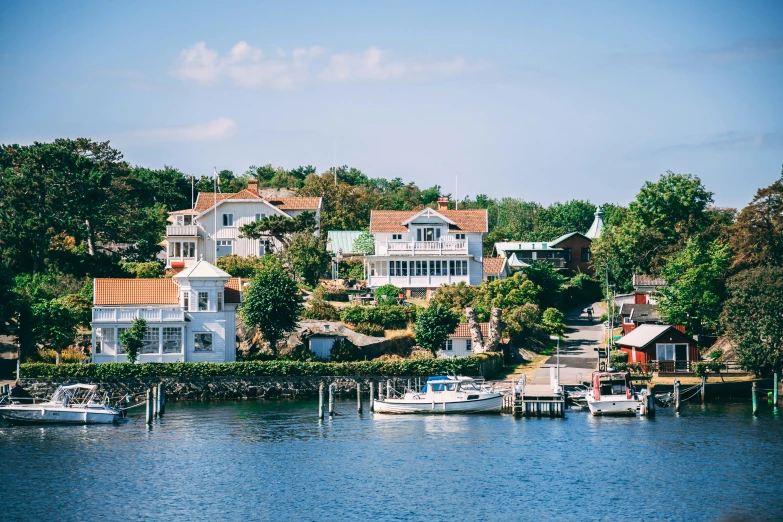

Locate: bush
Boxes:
[328,338,361,362]
[374,284,402,305]
[217,255,276,279]
[121,261,163,279]
[340,305,418,330]
[352,322,385,337]
[338,259,365,281]
[609,350,629,365]
[35,347,87,364]
[302,299,340,321]
[708,348,723,361]
[20,353,505,379]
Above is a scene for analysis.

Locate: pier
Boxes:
[502,391,566,417]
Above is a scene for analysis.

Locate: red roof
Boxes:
[94,278,242,305]
[193,192,320,212]
[449,323,490,339]
[370,209,488,233]
[483,257,506,274]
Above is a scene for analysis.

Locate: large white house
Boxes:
[91,261,242,363]
[366,198,488,299]
[165,180,322,269]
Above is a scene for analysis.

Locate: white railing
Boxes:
[166,225,199,236]
[92,308,185,322]
[516,257,565,268]
[385,240,468,256]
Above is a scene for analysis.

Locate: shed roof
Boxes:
[619,303,661,322]
[615,324,678,348]
[193,191,321,212]
[370,209,488,233]
[327,231,363,255]
[482,257,507,275]
[550,231,590,246]
[449,323,490,339]
[632,274,667,287]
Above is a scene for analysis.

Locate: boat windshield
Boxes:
[599,380,627,396]
[430,383,457,391]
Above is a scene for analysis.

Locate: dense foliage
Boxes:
[414,303,460,355]
[21,353,504,379]
[119,318,147,365]
[340,305,418,330]
[216,255,277,279]
[374,284,402,305]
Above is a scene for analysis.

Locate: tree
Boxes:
[657,238,731,336]
[730,169,783,269]
[328,338,361,362]
[217,255,277,279]
[0,261,15,333]
[31,299,80,364]
[721,266,783,376]
[534,200,596,241]
[521,262,567,310]
[414,303,460,356]
[240,260,303,355]
[374,284,402,305]
[431,282,478,316]
[281,233,331,286]
[478,273,539,311]
[120,318,147,364]
[352,231,375,256]
[121,261,163,279]
[542,308,566,337]
[239,211,317,247]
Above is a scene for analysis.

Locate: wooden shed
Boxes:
[615,324,698,373]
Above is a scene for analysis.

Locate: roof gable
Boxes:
[615,324,689,348]
[173,260,231,280]
[550,232,590,246]
[401,208,456,226]
[370,209,488,233]
[94,277,242,305]
[483,257,507,275]
[450,323,491,339]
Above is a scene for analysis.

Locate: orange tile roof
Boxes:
[194,193,231,211]
[193,192,320,212]
[94,277,243,305]
[266,197,322,210]
[483,257,506,274]
[370,209,488,233]
[449,323,490,339]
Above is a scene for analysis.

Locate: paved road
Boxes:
[527,303,604,390]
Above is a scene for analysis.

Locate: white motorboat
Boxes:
[0,384,121,425]
[373,375,502,414]
[586,371,641,416]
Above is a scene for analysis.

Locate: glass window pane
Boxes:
[163,327,182,353]
[199,292,208,311]
[141,328,159,354]
[194,333,213,352]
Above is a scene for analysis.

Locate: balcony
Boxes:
[166,225,199,236]
[516,257,565,268]
[385,240,468,256]
[92,308,185,322]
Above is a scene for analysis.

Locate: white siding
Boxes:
[437,338,473,358]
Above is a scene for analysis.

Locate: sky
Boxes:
[1,1,782,209]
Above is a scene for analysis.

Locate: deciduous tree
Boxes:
[120,318,147,364]
[414,303,460,356]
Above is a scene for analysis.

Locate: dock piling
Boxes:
[674,380,680,413]
[379,382,384,401]
[152,385,158,418]
[145,388,152,425]
[328,384,335,416]
[318,383,324,419]
[369,382,375,412]
[701,376,706,405]
[387,379,393,399]
[752,381,758,416]
[357,383,362,414]
[647,384,655,417]
[159,383,165,415]
[774,373,779,413]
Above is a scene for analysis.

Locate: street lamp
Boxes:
[550,334,561,395]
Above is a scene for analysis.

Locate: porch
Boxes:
[383,240,468,256]
[92,308,184,322]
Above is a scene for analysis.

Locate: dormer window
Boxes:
[417,227,440,242]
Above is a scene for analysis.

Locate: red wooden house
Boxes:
[615,324,698,373]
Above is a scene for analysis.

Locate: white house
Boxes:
[437,323,490,358]
[91,260,242,363]
[493,241,565,269]
[165,179,322,269]
[367,198,488,299]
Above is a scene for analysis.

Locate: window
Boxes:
[255,213,267,222]
[174,242,181,258]
[259,240,270,256]
[449,260,468,276]
[217,291,223,311]
[370,261,388,276]
[163,327,182,354]
[466,339,472,351]
[216,240,233,258]
[390,260,408,277]
[656,344,675,361]
[198,292,209,311]
[183,292,189,311]
[417,227,440,242]
[117,328,127,354]
[486,276,496,282]
[95,327,113,354]
[563,247,572,263]
[184,215,193,226]
[222,214,234,227]
[194,333,213,352]
[581,247,591,262]
[623,316,633,325]
[413,260,426,276]
[392,233,403,240]
[429,260,444,276]
[186,242,195,258]
[141,327,160,354]
[455,233,466,240]
[445,340,453,351]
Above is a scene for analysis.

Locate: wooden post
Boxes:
[752,381,758,416]
[407,378,412,393]
[700,376,706,405]
[318,383,324,419]
[647,384,655,417]
[774,372,779,412]
[369,381,375,412]
[674,380,680,413]
[160,383,165,415]
[357,383,362,414]
[146,388,153,425]
[387,379,393,399]
[328,384,335,416]
[379,381,384,401]
[152,385,159,417]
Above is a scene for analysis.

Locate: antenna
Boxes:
[333,142,336,184]
[455,175,458,210]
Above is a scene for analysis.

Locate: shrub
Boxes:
[338,259,365,281]
[708,348,723,361]
[374,284,402,305]
[120,318,147,364]
[36,347,87,364]
[352,323,385,337]
[217,255,276,279]
[340,305,418,330]
[328,338,361,362]
[302,300,340,321]
[609,350,629,365]
[121,261,163,279]
[20,353,505,379]
[279,344,318,362]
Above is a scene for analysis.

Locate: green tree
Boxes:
[534,200,596,241]
[239,211,318,247]
[414,303,460,356]
[542,308,566,337]
[281,233,331,286]
[374,284,402,305]
[431,282,478,317]
[216,255,277,279]
[721,266,783,376]
[478,272,539,311]
[730,168,783,269]
[121,261,163,278]
[119,318,147,364]
[240,260,304,355]
[521,262,567,310]
[31,299,80,364]
[658,238,731,336]
[328,338,361,362]
[352,231,375,256]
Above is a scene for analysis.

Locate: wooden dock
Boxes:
[502,392,565,417]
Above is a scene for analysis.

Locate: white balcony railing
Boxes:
[92,308,185,322]
[166,225,198,236]
[385,240,468,256]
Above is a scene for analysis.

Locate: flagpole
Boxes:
[214,167,218,263]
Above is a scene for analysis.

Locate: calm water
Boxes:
[1,399,782,521]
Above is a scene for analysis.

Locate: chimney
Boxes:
[248,178,259,195]
[437,197,449,211]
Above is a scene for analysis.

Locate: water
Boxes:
[1,400,782,521]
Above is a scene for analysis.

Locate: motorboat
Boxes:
[373,375,503,414]
[586,371,641,416]
[0,384,121,424]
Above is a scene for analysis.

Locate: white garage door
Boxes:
[310,337,336,360]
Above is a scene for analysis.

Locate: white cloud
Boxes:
[138,118,236,143]
[318,46,467,83]
[172,42,469,89]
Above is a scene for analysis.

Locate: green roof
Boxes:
[327,231,363,255]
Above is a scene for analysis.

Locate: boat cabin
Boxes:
[592,372,633,400]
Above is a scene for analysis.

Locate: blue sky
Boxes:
[1,1,781,208]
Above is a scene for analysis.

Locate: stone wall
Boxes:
[18,376,439,402]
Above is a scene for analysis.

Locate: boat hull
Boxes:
[374,394,502,414]
[0,406,120,425]
[586,397,639,416]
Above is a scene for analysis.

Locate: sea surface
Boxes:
[1,399,782,521]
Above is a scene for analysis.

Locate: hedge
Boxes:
[339,304,418,329]
[20,353,504,380]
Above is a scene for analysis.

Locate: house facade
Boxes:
[632,275,667,304]
[367,199,488,299]
[165,179,322,269]
[91,261,241,363]
[615,324,698,372]
[619,303,663,334]
[494,242,565,269]
[549,232,594,274]
[437,323,490,358]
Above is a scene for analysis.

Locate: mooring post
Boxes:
[752,381,758,416]
[774,372,779,412]
[379,381,384,401]
[328,383,335,416]
[357,383,362,414]
[318,383,324,419]
[701,376,706,405]
[159,383,165,415]
[647,384,655,417]
[145,388,153,425]
[407,378,411,393]
[152,385,159,417]
[369,381,375,412]
[674,380,680,413]
[387,379,393,399]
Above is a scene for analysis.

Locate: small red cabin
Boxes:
[615,324,698,373]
